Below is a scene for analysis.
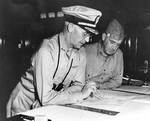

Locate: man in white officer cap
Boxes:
[7,5,102,117]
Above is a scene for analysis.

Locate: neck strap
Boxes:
[53,35,61,79]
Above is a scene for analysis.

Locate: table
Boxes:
[18,86,150,121]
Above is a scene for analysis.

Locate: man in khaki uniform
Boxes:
[7,5,102,117]
[85,19,124,90]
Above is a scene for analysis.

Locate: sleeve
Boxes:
[35,47,59,105]
[99,51,124,89]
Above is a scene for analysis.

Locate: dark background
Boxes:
[0,0,150,120]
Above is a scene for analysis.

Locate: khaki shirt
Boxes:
[7,33,86,117]
[85,42,123,89]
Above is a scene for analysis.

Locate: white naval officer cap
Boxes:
[62,5,102,35]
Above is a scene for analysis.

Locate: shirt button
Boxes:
[104,69,106,71]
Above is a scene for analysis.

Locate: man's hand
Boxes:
[82,81,97,99]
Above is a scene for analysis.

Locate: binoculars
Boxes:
[52,83,64,91]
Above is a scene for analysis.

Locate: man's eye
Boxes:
[110,39,117,44]
[109,40,115,44]
[111,41,115,44]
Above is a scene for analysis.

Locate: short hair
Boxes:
[106,19,124,40]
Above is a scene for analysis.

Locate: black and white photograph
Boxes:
[0,0,150,121]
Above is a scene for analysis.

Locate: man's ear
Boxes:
[67,23,74,32]
[102,33,106,41]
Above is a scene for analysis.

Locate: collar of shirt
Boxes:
[61,48,73,59]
